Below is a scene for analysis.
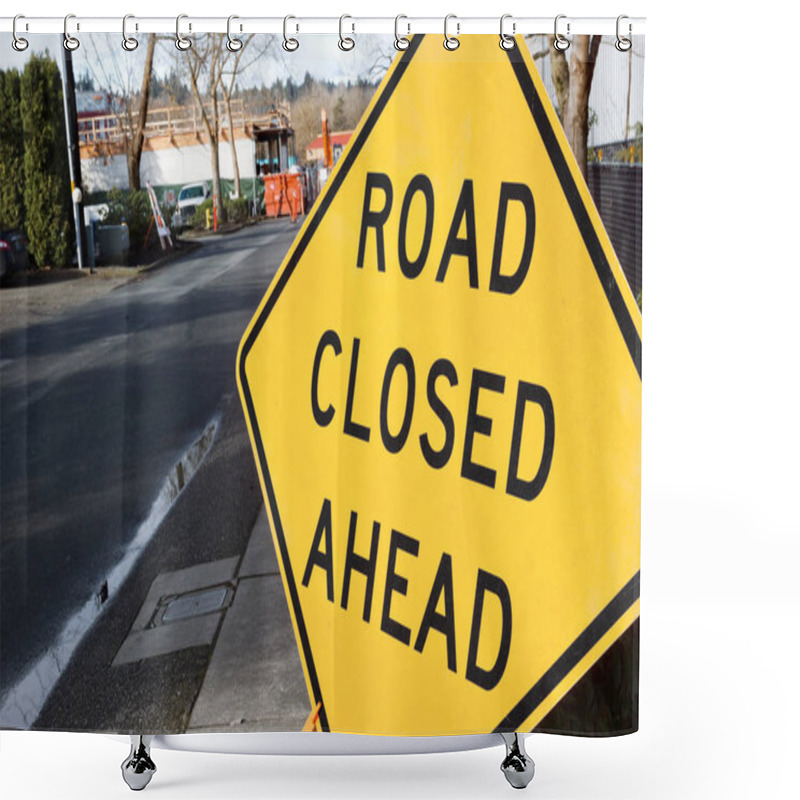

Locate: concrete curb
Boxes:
[135,240,204,275]
[32,394,265,732]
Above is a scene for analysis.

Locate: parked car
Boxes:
[0,228,28,284]
[174,182,210,230]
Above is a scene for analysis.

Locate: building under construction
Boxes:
[252,107,295,177]
[77,96,295,198]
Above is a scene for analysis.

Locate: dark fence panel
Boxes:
[586,163,642,299]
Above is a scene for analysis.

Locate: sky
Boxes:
[1,32,643,146]
[0,33,396,89]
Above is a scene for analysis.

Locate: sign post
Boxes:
[60,44,87,270]
[238,35,641,736]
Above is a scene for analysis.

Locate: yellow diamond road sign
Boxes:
[237,34,641,735]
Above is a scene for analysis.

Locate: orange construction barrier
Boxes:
[285,173,303,223]
[263,175,284,219]
[302,701,323,732]
[262,173,306,221]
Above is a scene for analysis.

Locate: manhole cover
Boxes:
[162,586,229,623]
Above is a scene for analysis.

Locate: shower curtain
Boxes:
[0,27,643,739]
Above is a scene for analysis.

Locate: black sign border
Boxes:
[238,34,642,735]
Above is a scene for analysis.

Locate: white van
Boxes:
[174,182,210,230]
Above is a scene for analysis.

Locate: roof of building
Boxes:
[306,131,354,152]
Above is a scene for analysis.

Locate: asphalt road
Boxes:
[0,220,297,717]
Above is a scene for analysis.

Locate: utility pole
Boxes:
[61,45,87,270]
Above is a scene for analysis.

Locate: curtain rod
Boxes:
[1,16,646,37]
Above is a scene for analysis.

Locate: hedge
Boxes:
[0,69,25,230]
[19,54,73,268]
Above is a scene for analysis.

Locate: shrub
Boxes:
[101,188,154,249]
[0,69,25,230]
[191,197,249,229]
[226,197,249,224]
[20,54,72,268]
[159,202,176,233]
[191,199,213,230]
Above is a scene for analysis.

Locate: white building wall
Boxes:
[82,138,256,193]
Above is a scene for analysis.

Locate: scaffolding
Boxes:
[78,99,294,158]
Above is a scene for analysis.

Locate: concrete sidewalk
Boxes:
[32,391,311,734]
[184,507,310,732]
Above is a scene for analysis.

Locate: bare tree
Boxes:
[364,38,396,83]
[128,34,157,191]
[184,34,273,217]
[85,33,158,191]
[340,85,375,131]
[219,43,248,199]
[547,34,602,179]
[184,35,229,222]
[291,82,374,163]
[288,84,330,162]
[219,35,272,198]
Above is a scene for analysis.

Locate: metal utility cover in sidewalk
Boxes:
[161,586,229,623]
[113,558,237,667]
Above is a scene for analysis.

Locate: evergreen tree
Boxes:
[0,69,25,230]
[75,70,95,92]
[20,54,73,268]
[332,95,346,131]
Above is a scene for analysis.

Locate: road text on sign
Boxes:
[238,34,642,735]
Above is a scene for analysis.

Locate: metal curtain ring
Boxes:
[63,14,80,51]
[227,15,243,52]
[175,14,191,51]
[12,14,29,51]
[283,15,299,51]
[499,14,516,50]
[553,14,570,51]
[443,14,459,51]
[394,14,410,51]
[122,14,138,51]
[338,15,355,51]
[615,15,632,51]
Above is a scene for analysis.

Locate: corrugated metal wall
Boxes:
[586,164,642,299]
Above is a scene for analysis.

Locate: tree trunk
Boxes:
[209,135,225,223]
[127,33,156,192]
[561,35,601,180]
[223,92,241,198]
[209,91,227,223]
[547,35,570,124]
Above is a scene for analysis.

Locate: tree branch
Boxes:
[185,48,214,139]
